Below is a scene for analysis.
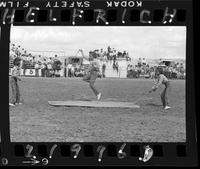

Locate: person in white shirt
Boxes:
[67,63,72,77]
[71,65,75,77]
[78,49,102,100]
[83,57,101,100]
[34,62,40,77]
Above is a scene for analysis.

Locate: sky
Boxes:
[10,26,186,60]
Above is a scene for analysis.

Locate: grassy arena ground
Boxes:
[9,77,186,142]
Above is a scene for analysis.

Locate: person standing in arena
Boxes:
[81,50,101,100]
[34,61,40,77]
[102,63,106,78]
[9,57,22,106]
[149,68,171,110]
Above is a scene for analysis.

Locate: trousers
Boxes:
[83,71,99,96]
[161,81,170,107]
[9,76,20,104]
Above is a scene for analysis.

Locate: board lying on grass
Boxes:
[48,100,140,108]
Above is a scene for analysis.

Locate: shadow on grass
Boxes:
[77,98,93,101]
[146,103,162,107]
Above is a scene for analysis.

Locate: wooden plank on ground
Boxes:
[48,100,140,108]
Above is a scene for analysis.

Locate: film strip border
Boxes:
[0,143,188,166]
[0,0,190,26]
[0,0,197,167]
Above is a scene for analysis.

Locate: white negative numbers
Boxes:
[139,145,153,162]
[162,7,177,24]
[1,158,8,165]
[41,158,48,165]
[18,144,153,164]
[117,143,127,159]
[29,69,33,74]
[97,146,106,162]
[49,144,58,159]
[71,144,81,158]
[25,144,36,159]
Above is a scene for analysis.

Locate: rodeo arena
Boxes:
[9,43,186,142]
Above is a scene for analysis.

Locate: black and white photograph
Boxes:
[9,26,186,142]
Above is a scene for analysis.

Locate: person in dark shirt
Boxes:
[149,68,171,110]
[9,60,22,106]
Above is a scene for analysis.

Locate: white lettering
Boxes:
[114,1,120,7]
[49,9,57,21]
[46,2,51,8]
[140,9,151,24]
[25,7,40,23]
[2,8,15,24]
[162,7,177,24]
[97,146,106,162]
[72,8,83,25]
[53,2,59,8]
[121,1,127,7]
[61,1,67,7]
[69,2,75,8]
[94,9,109,25]
[71,144,81,158]
[136,1,142,7]
[7,1,13,8]
[84,1,90,7]
[77,2,82,7]
[23,2,29,8]
[0,2,6,7]
[122,8,127,24]
[128,1,135,7]
[106,1,112,7]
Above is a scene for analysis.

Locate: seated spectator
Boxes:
[138,58,142,67]
[122,51,126,58]
[53,54,58,61]
[142,58,146,65]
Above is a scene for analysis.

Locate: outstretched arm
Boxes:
[79,49,89,61]
[149,75,163,92]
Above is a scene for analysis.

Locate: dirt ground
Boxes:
[9,77,186,142]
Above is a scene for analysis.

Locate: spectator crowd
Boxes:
[65,46,130,78]
[9,43,185,79]
[88,46,130,61]
[127,57,186,79]
[9,43,62,77]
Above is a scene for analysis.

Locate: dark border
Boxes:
[0,0,198,166]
